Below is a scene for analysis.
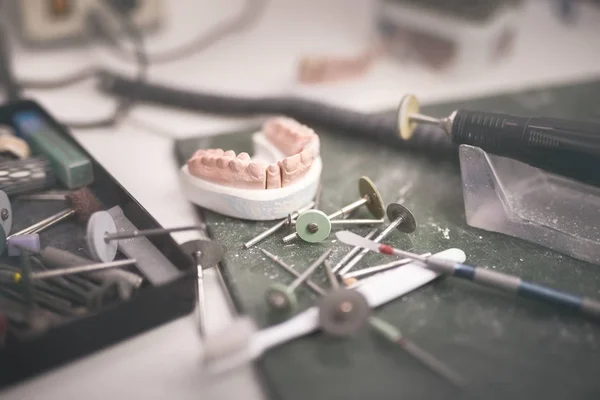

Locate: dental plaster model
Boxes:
[179,117,322,220]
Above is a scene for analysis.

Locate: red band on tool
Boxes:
[379,245,394,255]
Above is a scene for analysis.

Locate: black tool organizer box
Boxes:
[0,100,197,388]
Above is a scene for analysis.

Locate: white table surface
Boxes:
[2,0,600,398]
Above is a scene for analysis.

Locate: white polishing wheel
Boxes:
[86,211,118,263]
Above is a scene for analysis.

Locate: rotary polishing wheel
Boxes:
[318,288,371,337]
[0,190,13,237]
[295,209,332,243]
[86,211,118,262]
[265,283,297,311]
[358,177,385,219]
[386,203,417,233]
[180,239,225,268]
[397,94,420,140]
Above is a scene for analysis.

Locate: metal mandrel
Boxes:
[244,201,315,249]
[338,202,416,275]
[8,187,102,239]
[283,176,385,243]
[265,249,332,312]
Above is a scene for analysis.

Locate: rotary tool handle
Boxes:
[451,110,600,158]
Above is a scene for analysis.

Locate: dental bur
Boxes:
[260,248,326,296]
[8,187,102,239]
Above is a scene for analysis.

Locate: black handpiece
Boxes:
[450,109,600,159]
[396,94,600,186]
[449,110,600,186]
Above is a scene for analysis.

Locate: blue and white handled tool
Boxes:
[335,231,600,319]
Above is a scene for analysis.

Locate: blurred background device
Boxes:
[5,0,163,48]
[376,0,524,73]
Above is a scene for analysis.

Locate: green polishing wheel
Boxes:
[295,210,332,243]
[265,283,297,311]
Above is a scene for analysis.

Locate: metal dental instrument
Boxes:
[336,230,600,320]
[323,260,339,291]
[16,190,71,201]
[290,210,385,244]
[8,188,101,239]
[338,203,416,275]
[86,209,205,263]
[341,252,432,281]
[311,253,464,385]
[331,229,378,273]
[369,316,466,387]
[397,94,600,184]
[104,225,207,241]
[290,217,385,227]
[244,201,315,249]
[282,176,385,243]
[21,259,138,280]
[260,248,326,296]
[265,249,332,312]
[180,239,226,336]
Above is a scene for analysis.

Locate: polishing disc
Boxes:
[295,209,331,243]
[358,177,385,219]
[0,190,12,236]
[265,283,297,311]
[318,288,371,337]
[386,203,417,233]
[180,239,225,269]
[397,94,420,140]
[86,211,118,263]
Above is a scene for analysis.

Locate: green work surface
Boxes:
[174,78,600,400]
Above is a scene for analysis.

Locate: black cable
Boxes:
[14,3,148,129]
[98,70,456,153]
[104,0,269,65]
[19,0,268,91]
[57,4,148,129]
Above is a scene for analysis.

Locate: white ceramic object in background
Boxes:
[179,131,322,221]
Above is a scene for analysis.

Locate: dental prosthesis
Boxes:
[179,117,322,220]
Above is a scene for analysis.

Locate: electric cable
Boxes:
[15,0,267,130]
[59,5,148,129]
[104,0,269,65]
[15,2,148,130]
